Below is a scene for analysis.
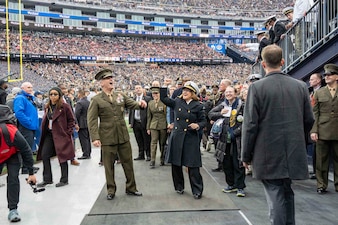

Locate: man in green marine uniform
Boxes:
[87,69,147,200]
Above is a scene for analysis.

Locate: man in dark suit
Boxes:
[129,84,151,161]
[58,83,80,166]
[241,45,314,225]
[308,72,324,179]
[255,30,270,63]
[75,89,91,159]
[88,69,146,200]
[0,79,8,105]
[310,64,338,194]
[265,15,287,45]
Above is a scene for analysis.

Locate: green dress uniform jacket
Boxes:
[146,100,167,130]
[87,91,140,145]
[310,87,338,140]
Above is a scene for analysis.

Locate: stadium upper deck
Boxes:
[58,0,290,18]
[0,0,271,40]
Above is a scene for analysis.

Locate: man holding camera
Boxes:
[0,105,37,222]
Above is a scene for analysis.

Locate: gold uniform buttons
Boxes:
[184,128,187,131]
[186,119,189,122]
[188,110,190,113]
[177,118,180,120]
[178,108,182,111]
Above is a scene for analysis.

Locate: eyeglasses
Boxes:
[152,92,159,94]
[49,93,59,96]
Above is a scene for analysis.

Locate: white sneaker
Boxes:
[8,209,21,222]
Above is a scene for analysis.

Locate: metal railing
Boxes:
[280,0,337,73]
[253,0,337,76]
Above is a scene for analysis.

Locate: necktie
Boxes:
[329,88,336,98]
[108,94,113,102]
[135,96,141,119]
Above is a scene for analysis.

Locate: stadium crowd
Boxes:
[0,31,230,60]
[61,0,290,18]
[1,61,252,93]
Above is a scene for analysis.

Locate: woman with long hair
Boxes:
[37,87,76,188]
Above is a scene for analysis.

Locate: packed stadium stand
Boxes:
[0,31,231,60]
[60,0,289,17]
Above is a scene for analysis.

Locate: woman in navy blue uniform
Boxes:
[160,81,206,199]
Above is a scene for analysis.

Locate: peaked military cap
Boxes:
[150,86,160,93]
[324,64,338,75]
[211,84,219,89]
[283,7,294,15]
[183,81,200,96]
[263,15,276,25]
[255,30,266,35]
[0,79,8,86]
[248,74,263,81]
[95,69,113,80]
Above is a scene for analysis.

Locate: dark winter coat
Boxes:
[160,88,206,167]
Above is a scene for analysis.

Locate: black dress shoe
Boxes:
[134,157,145,160]
[160,161,165,166]
[193,193,202,199]
[37,181,53,188]
[211,167,223,172]
[309,173,316,179]
[107,193,115,200]
[176,190,184,195]
[78,156,91,160]
[146,157,151,161]
[149,161,155,168]
[317,188,327,194]
[55,182,68,188]
[126,191,143,196]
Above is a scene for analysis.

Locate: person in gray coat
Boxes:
[241,45,314,225]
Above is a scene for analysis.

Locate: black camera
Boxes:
[26,179,45,193]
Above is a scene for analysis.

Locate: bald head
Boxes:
[21,82,34,95]
[309,73,322,88]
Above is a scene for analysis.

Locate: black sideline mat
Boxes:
[87,160,237,215]
[81,211,248,225]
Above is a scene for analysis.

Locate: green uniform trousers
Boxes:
[102,141,138,195]
[316,140,338,191]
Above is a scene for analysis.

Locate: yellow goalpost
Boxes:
[5,0,23,82]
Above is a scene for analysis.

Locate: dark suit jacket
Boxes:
[0,88,7,105]
[258,37,271,61]
[273,20,287,44]
[241,72,314,180]
[75,97,90,128]
[129,95,151,129]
